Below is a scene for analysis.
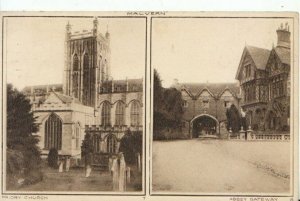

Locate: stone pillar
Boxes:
[239,126,246,140]
[228,127,232,140]
[246,126,253,141]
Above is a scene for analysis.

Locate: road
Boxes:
[152,139,291,194]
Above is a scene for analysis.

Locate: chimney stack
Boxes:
[276,22,290,49]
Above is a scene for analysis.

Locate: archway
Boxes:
[191,114,219,138]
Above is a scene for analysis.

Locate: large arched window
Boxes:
[130,101,140,126]
[83,53,90,105]
[107,134,117,154]
[115,102,125,126]
[72,54,79,98]
[73,54,79,71]
[101,102,111,126]
[45,113,62,150]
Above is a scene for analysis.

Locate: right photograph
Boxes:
[151,17,294,195]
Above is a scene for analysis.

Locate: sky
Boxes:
[5,17,146,90]
[152,18,293,87]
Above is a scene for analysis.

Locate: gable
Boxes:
[220,89,233,97]
[236,46,270,80]
[199,89,214,98]
[44,93,65,104]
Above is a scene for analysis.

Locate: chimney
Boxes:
[276,22,290,49]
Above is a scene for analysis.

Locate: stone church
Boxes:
[23,18,143,159]
[235,22,291,132]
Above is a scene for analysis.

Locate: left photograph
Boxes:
[4,16,146,193]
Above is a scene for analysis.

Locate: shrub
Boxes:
[47,148,58,168]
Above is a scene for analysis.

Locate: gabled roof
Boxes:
[44,91,81,104]
[274,47,290,65]
[180,82,240,98]
[246,46,271,70]
[235,46,271,79]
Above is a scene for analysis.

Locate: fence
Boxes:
[229,129,290,141]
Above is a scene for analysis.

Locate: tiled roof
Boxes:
[53,92,81,104]
[246,46,271,70]
[180,82,240,97]
[274,47,290,65]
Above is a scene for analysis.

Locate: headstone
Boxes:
[137,153,141,172]
[85,165,92,177]
[126,167,131,183]
[59,161,64,173]
[65,157,70,172]
[119,154,126,192]
[111,157,119,191]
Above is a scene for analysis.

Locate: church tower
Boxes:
[63,17,111,107]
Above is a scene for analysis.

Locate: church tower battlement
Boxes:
[63,17,111,107]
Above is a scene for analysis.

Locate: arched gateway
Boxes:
[190,114,219,138]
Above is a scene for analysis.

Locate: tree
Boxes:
[153,69,184,140]
[226,104,240,133]
[81,133,94,167]
[47,148,58,168]
[6,84,42,188]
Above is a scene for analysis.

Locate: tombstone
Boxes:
[65,157,70,172]
[85,165,92,177]
[111,156,119,191]
[58,160,64,173]
[137,153,141,172]
[126,167,131,183]
[119,153,126,192]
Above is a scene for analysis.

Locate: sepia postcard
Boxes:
[0,11,299,201]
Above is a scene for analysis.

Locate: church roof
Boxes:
[53,92,81,104]
[274,47,290,65]
[179,82,240,98]
[246,46,271,70]
[23,84,63,95]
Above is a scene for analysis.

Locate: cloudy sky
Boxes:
[5,17,146,90]
[152,18,293,87]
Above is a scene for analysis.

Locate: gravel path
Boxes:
[152,139,291,194]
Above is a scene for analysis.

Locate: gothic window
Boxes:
[115,102,125,126]
[45,113,62,150]
[183,100,188,108]
[83,53,91,105]
[107,134,117,154]
[73,54,79,71]
[130,101,140,126]
[101,102,111,126]
[244,64,251,78]
[75,123,80,150]
[93,135,101,153]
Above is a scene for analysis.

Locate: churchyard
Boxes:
[152,138,291,194]
[10,161,142,192]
